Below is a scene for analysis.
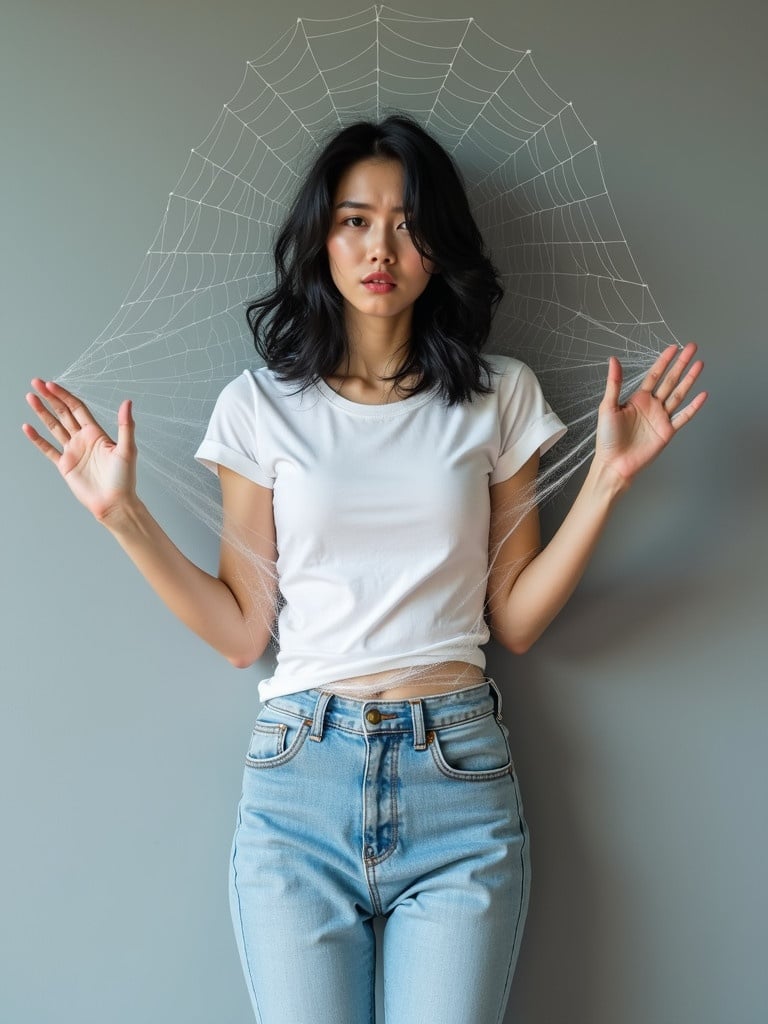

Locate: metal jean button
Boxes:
[365,708,382,724]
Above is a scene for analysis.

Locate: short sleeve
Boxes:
[194,371,275,489]
[490,360,567,485]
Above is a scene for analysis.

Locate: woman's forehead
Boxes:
[333,157,404,204]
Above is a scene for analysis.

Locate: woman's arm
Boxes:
[487,452,625,653]
[23,380,276,667]
[487,343,707,653]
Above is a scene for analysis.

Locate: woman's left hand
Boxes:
[594,342,708,488]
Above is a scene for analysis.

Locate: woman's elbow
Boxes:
[224,622,273,669]
[225,638,269,669]
[227,644,270,669]
[508,636,535,656]
[491,622,538,656]
[227,653,256,669]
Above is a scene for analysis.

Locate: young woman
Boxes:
[23,114,706,1023]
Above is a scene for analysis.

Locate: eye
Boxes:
[340,216,411,231]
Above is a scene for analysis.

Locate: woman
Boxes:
[22,114,706,1023]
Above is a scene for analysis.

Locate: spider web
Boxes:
[56,4,679,695]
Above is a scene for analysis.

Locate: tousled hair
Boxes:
[246,112,504,405]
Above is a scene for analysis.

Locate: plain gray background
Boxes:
[3,1,766,1022]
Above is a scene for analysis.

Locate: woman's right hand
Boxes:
[22,379,138,523]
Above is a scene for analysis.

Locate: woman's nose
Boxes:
[367,230,396,263]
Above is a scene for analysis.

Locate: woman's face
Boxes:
[325,157,437,327]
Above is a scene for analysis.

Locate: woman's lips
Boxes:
[363,282,396,293]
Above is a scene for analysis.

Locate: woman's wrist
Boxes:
[96,494,147,534]
[585,455,632,504]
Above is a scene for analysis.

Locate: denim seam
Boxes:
[365,737,400,867]
[244,721,310,769]
[430,709,496,733]
[429,732,514,781]
[367,936,376,1024]
[249,721,285,757]
[365,859,382,916]
[495,773,529,1023]
[265,706,495,735]
[230,807,264,1024]
[361,741,383,916]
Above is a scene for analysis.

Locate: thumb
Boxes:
[602,356,623,409]
[116,398,136,457]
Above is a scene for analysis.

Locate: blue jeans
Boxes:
[229,677,531,1023]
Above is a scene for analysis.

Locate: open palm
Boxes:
[595,342,708,485]
[22,379,137,522]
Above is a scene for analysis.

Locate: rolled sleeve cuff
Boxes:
[194,439,275,489]
[490,414,568,486]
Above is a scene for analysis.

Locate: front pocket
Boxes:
[429,712,514,781]
[244,708,310,769]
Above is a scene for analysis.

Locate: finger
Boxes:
[26,390,72,444]
[639,344,679,394]
[663,359,704,415]
[115,399,136,459]
[36,379,99,430]
[29,379,81,435]
[21,422,62,465]
[654,342,698,402]
[670,390,709,432]
[30,378,81,434]
[602,356,623,408]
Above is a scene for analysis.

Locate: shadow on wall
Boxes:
[535,414,764,666]
[499,673,604,1024]
[485,423,766,1022]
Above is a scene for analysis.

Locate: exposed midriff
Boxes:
[322,660,486,700]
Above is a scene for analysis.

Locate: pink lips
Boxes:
[362,272,396,285]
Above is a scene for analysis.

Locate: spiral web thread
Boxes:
[58,4,679,696]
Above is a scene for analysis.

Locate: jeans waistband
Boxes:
[264,677,504,751]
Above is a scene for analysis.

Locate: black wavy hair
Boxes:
[246,112,504,405]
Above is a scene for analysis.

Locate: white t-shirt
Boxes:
[194,353,567,701]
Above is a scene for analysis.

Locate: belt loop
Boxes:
[310,690,333,742]
[487,677,503,722]
[409,698,427,750]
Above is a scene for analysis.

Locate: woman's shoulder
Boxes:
[215,363,284,402]
[214,364,324,422]
[482,351,536,390]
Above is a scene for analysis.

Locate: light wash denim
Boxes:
[228,677,531,1023]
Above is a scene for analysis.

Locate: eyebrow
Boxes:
[335,200,405,213]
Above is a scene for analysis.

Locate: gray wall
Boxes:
[3,1,766,1022]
